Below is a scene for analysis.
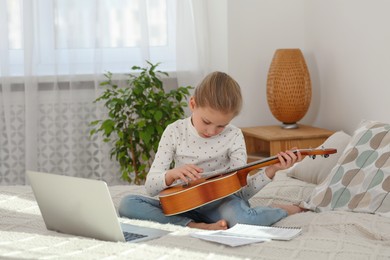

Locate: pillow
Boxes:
[288,131,351,184]
[302,120,390,216]
[250,170,316,207]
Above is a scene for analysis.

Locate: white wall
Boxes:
[208,0,390,134]
[304,0,390,133]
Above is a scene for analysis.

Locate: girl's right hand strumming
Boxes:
[165,164,203,186]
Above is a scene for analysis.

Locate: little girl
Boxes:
[119,71,303,230]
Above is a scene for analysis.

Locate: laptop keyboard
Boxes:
[123,231,148,242]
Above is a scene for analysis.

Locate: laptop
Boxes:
[26,170,170,243]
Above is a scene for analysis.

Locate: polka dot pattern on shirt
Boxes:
[144,117,251,197]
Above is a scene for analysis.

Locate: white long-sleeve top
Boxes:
[145,117,272,200]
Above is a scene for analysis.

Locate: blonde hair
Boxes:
[193,71,243,116]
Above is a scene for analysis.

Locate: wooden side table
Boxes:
[241,125,334,162]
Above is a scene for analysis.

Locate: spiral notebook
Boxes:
[190,224,302,247]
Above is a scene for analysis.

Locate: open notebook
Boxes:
[191,223,302,247]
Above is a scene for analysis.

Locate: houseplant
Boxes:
[90,61,192,184]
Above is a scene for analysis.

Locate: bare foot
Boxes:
[272,204,306,215]
[187,219,228,230]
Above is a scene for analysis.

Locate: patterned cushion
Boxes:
[250,171,315,207]
[302,120,390,216]
[288,131,351,185]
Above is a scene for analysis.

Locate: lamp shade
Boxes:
[266,49,311,129]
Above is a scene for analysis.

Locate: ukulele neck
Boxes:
[203,148,336,185]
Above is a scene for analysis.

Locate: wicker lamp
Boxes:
[266,49,312,129]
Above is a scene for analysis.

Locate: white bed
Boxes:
[1,120,390,259]
[1,172,390,260]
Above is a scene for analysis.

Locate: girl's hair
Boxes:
[193,71,243,116]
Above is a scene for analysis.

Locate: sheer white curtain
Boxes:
[0,0,209,185]
[176,0,209,89]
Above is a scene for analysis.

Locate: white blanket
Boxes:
[1,173,390,260]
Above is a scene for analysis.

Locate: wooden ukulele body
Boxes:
[159,172,242,215]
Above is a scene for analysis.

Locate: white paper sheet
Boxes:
[190,230,267,247]
[190,224,302,247]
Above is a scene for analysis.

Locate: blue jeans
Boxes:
[118,193,288,227]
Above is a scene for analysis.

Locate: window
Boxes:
[5,0,176,76]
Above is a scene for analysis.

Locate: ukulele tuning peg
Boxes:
[319,146,329,158]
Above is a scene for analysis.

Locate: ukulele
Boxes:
[159,148,337,216]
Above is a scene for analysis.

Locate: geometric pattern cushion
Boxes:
[303,120,390,216]
[288,131,351,185]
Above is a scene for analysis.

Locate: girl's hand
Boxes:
[165,164,203,186]
[265,148,303,179]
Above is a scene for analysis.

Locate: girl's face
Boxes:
[189,97,235,138]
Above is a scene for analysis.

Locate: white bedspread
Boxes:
[1,174,390,260]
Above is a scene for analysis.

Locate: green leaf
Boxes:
[156,125,164,135]
[140,131,151,144]
[137,120,146,128]
[154,110,163,121]
[101,119,115,135]
[141,153,149,161]
[90,120,101,126]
